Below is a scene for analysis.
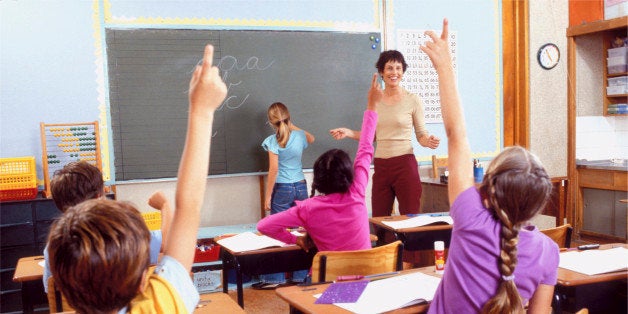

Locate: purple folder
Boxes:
[315,280,369,304]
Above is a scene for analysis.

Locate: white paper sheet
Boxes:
[216,232,292,253]
[382,215,453,230]
[333,272,441,314]
[559,247,628,276]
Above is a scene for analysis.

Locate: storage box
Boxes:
[141,211,162,231]
[605,0,628,19]
[0,157,38,201]
[194,239,221,263]
[608,75,628,86]
[608,46,628,58]
[607,85,627,95]
[193,270,222,292]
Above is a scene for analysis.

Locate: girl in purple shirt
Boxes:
[421,19,558,313]
[257,74,382,253]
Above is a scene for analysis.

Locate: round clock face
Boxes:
[538,43,560,70]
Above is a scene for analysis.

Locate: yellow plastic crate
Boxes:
[141,211,162,231]
[0,157,38,201]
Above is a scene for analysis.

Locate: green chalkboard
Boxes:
[106,29,381,180]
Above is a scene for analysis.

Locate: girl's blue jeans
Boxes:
[261,180,309,283]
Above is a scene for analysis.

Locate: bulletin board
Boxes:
[40,121,102,197]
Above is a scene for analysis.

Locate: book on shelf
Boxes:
[216,231,292,253]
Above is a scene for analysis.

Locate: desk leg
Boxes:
[221,254,230,294]
[552,286,565,314]
[21,282,34,314]
[235,261,244,308]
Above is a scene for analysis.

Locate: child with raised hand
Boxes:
[42,162,170,293]
[256,102,315,288]
[46,44,227,313]
[420,19,558,314]
[257,73,380,253]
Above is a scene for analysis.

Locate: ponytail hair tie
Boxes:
[502,274,515,281]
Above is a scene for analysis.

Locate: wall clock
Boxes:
[537,43,560,70]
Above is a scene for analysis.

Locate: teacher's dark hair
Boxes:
[375,50,408,73]
[310,149,353,197]
[478,146,552,314]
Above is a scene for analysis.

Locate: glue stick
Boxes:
[434,241,445,274]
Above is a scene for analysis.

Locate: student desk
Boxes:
[12,255,46,313]
[12,255,242,313]
[275,266,441,313]
[217,238,317,308]
[369,215,452,250]
[554,243,628,313]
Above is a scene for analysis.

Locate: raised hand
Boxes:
[188,44,228,113]
[419,18,452,73]
[329,127,354,140]
[367,73,383,111]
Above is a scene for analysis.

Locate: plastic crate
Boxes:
[141,211,162,231]
[194,239,221,263]
[0,157,38,201]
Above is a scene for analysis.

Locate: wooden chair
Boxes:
[311,240,404,283]
[431,155,448,179]
[540,223,573,248]
[47,277,74,313]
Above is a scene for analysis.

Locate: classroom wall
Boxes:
[529,0,569,178]
[1,0,568,227]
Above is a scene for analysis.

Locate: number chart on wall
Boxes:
[397,29,458,124]
[40,121,102,197]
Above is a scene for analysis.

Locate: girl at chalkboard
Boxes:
[257,73,380,271]
[255,102,315,289]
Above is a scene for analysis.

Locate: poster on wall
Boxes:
[397,29,457,124]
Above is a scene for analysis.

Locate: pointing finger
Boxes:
[371,73,378,89]
[441,18,449,40]
[203,44,214,70]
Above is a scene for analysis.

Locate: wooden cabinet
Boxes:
[0,197,61,313]
[577,168,627,242]
[567,17,628,242]
[567,17,628,116]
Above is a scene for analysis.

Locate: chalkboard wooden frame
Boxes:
[106,29,381,180]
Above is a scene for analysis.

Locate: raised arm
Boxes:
[291,124,316,144]
[148,190,172,252]
[420,19,473,204]
[165,44,227,271]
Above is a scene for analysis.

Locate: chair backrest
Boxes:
[47,277,74,313]
[432,155,448,179]
[311,240,404,283]
[540,224,573,248]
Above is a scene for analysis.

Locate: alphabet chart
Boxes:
[397,29,457,123]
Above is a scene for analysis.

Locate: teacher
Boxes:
[330,50,439,217]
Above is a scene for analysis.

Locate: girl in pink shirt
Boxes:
[257,74,381,252]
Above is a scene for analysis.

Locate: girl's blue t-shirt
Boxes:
[262,129,308,183]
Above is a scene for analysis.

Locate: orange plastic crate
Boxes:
[0,157,38,201]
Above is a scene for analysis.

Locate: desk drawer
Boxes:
[0,223,34,247]
[1,244,41,269]
[0,268,20,291]
[34,200,61,221]
[0,202,32,225]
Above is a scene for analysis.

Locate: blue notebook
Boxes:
[315,280,369,304]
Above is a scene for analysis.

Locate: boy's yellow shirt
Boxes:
[128,266,189,313]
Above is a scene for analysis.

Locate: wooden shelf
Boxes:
[567,17,628,37]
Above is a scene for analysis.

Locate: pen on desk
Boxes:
[407,213,448,218]
[301,287,318,291]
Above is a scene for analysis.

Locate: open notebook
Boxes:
[216,232,292,253]
[328,272,442,313]
[382,215,453,230]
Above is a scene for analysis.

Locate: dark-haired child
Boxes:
[257,74,380,252]
[42,162,168,293]
[420,19,558,314]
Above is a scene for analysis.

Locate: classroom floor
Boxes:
[226,288,289,313]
